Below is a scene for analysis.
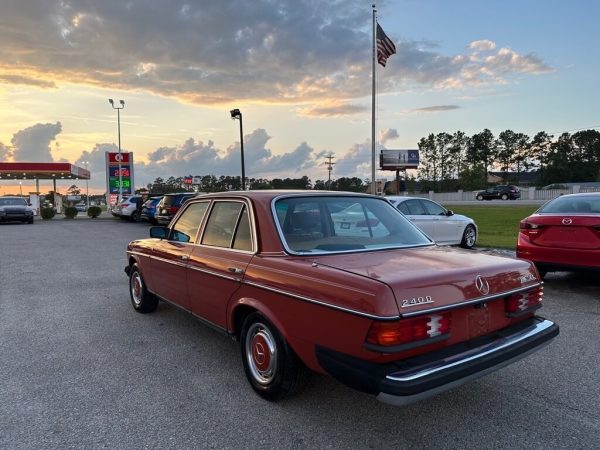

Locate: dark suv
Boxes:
[155,193,197,225]
[476,185,520,201]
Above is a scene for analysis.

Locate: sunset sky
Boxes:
[1,0,598,195]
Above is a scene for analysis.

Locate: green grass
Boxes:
[444,204,540,249]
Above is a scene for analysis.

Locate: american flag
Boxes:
[376,23,396,67]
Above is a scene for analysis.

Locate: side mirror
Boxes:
[150,226,168,239]
[446,210,454,216]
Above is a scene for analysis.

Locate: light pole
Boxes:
[19,181,23,197]
[82,160,90,208]
[230,108,246,191]
[108,98,125,203]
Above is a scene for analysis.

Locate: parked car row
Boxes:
[111,192,198,224]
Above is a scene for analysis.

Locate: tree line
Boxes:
[144,175,367,194]
[417,128,600,191]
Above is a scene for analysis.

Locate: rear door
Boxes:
[187,200,255,328]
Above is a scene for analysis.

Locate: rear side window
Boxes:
[170,202,209,243]
[202,201,253,251]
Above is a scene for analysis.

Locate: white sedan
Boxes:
[386,196,478,249]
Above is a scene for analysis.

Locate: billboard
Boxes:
[380,149,420,170]
[105,151,134,197]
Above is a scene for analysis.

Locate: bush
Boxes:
[64,206,78,219]
[40,207,56,220]
[87,206,102,218]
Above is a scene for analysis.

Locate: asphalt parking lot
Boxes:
[1,217,599,449]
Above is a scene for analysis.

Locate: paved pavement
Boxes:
[1,218,599,449]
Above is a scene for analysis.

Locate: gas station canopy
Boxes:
[0,162,90,180]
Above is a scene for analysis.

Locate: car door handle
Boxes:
[180,255,189,261]
[228,267,244,274]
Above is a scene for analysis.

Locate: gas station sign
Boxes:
[105,152,134,199]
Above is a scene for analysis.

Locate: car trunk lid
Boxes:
[312,246,537,316]
[521,214,600,249]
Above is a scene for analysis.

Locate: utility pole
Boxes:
[324,154,336,189]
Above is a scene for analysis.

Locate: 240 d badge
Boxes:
[401,296,434,308]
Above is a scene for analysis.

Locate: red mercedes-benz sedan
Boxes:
[125,191,558,405]
[517,193,600,277]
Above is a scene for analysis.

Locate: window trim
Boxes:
[168,200,211,243]
[270,193,434,256]
[198,199,257,254]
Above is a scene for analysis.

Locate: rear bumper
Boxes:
[517,239,600,270]
[316,316,558,406]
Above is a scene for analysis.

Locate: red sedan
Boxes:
[517,193,600,277]
[125,191,558,405]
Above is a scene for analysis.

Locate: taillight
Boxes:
[366,313,451,348]
[167,206,179,214]
[520,220,544,237]
[505,286,543,317]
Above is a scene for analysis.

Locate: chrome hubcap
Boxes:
[131,272,143,306]
[245,323,277,385]
[465,227,476,246]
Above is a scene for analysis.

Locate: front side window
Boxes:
[274,196,431,254]
[422,200,446,216]
[170,202,209,243]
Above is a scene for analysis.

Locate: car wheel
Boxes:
[240,312,308,401]
[129,264,158,313]
[28,219,34,224]
[460,224,477,249]
[501,194,508,200]
[131,211,140,222]
[476,194,483,201]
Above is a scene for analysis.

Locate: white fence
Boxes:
[399,186,600,203]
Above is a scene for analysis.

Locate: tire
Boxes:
[240,312,308,401]
[476,194,483,201]
[501,194,508,200]
[130,211,140,222]
[129,264,158,313]
[460,224,477,249]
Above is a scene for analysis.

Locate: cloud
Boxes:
[11,122,62,162]
[0,142,11,160]
[411,105,461,114]
[297,101,368,118]
[469,40,496,51]
[379,128,399,145]
[0,1,553,109]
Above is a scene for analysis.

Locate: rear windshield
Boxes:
[273,196,431,254]
[538,195,600,214]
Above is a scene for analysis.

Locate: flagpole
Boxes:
[371,3,377,195]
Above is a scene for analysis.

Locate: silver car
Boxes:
[386,196,477,248]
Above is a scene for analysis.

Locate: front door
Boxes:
[149,201,210,310]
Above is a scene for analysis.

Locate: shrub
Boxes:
[64,206,78,219]
[40,207,56,220]
[87,206,102,218]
